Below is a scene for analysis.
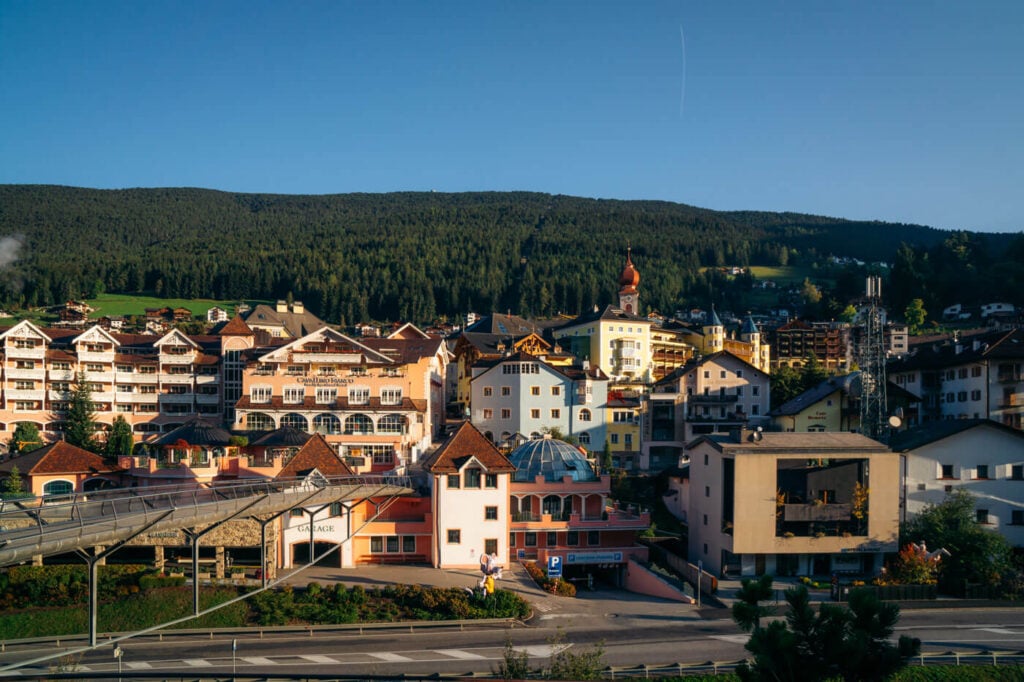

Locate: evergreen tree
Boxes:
[106,415,133,459]
[64,372,98,452]
[9,422,42,454]
[2,464,26,497]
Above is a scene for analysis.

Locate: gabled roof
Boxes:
[275,434,354,478]
[771,372,859,417]
[654,350,764,387]
[0,319,52,343]
[421,422,515,474]
[256,326,396,365]
[243,304,327,338]
[891,329,1024,372]
[0,441,121,476]
[217,315,254,336]
[470,351,608,383]
[71,325,121,347]
[154,328,199,349]
[465,313,539,336]
[889,418,1024,452]
[387,322,431,340]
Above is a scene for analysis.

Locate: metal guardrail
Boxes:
[0,475,414,565]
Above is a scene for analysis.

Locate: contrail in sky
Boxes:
[679,24,687,117]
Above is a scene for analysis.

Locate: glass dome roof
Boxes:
[508,438,597,483]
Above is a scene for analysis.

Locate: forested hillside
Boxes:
[0,185,1011,324]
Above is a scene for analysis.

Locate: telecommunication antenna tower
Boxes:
[859,276,889,441]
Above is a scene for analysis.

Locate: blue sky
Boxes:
[1,2,1021,232]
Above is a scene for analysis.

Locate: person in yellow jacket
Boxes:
[484,574,495,596]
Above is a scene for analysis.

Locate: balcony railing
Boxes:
[783,503,853,522]
[688,394,740,404]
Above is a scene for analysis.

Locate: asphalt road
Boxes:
[3,606,1022,678]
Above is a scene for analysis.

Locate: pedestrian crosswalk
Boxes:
[31,644,571,674]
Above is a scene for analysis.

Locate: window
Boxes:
[1012,510,1024,526]
[483,387,493,397]
[447,529,461,544]
[752,386,760,396]
[579,408,591,422]
[703,370,710,379]
[736,387,744,397]
[85,363,105,372]
[381,388,402,405]
[286,365,304,375]
[290,508,304,518]
[624,433,632,445]
[703,514,708,526]
[736,370,743,378]
[284,387,304,404]
[14,380,34,390]
[567,531,578,546]
[752,405,760,415]
[957,391,967,402]
[510,533,516,547]
[941,464,954,479]
[15,361,35,370]
[976,465,989,479]
[42,480,73,497]
[970,390,981,401]
[611,434,619,444]
[524,532,537,547]
[972,366,983,377]
[501,408,511,419]
[447,474,460,489]
[550,409,560,419]
[501,386,511,396]
[343,414,374,434]
[551,386,561,396]
[530,408,540,419]
[705,486,710,498]
[531,386,540,396]
[485,474,498,488]
[52,362,72,371]
[404,536,417,553]
[976,509,990,525]
[250,386,271,403]
[482,409,493,420]
[587,530,599,545]
[464,469,481,488]
[485,506,498,521]
[579,432,591,445]
[348,387,369,405]
[485,538,498,556]
[1012,465,1023,481]
[547,531,557,546]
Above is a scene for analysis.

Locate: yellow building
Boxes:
[686,431,899,578]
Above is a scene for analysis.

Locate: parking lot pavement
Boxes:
[279,561,707,623]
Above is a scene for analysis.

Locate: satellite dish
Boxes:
[888,415,903,429]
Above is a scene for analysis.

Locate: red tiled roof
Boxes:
[219,315,254,336]
[274,434,353,479]
[0,441,122,476]
[421,422,515,474]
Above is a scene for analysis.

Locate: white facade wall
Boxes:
[280,507,354,568]
[433,467,510,569]
[902,425,1024,547]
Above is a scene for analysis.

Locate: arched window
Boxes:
[579,408,592,422]
[280,413,308,431]
[378,414,407,434]
[84,477,115,492]
[543,495,562,517]
[578,432,591,445]
[484,431,494,443]
[43,480,73,497]
[530,431,542,440]
[344,414,374,435]
[313,414,341,434]
[500,431,512,445]
[133,423,161,433]
[247,413,275,431]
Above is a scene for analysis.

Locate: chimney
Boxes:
[292,301,305,314]
[276,300,288,313]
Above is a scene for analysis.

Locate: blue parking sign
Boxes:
[547,555,562,578]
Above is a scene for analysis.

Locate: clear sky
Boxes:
[1,2,1021,232]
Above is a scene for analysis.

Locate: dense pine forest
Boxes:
[0,185,1018,324]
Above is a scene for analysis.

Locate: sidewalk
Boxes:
[279,561,706,622]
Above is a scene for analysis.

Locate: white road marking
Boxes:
[975,628,1016,635]
[241,656,277,665]
[523,644,571,657]
[183,659,212,667]
[435,649,486,659]
[368,652,413,662]
[125,661,153,669]
[300,655,339,664]
[711,634,750,644]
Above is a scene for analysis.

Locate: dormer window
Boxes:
[464,468,481,489]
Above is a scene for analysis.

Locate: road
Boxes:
[2,606,1022,678]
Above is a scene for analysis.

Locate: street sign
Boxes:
[547,555,562,578]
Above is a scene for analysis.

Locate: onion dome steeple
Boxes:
[618,246,640,314]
